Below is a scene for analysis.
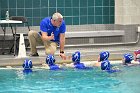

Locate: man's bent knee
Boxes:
[28,30,37,37]
[45,49,54,55]
[45,48,56,55]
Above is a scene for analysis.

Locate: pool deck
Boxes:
[0,45,139,67]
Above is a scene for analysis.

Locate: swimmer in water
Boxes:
[22,59,33,74]
[42,54,60,70]
[94,51,110,67]
[63,51,94,69]
[122,53,139,66]
[94,51,120,73]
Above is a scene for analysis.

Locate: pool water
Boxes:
[0,65,140,93]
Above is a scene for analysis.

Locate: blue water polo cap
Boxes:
[100,51,110,61]
[46,54,55,66]
[23,59,32,70]
[101,60,111,70]
[123,54,133,63]
[72,51,81,64]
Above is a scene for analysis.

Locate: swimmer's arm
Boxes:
[82,62,95,67]
[123,61,140,66]
[59,63,66,68]
[126,64,135,66]
[2,66,23,70]
[112,66,120,70]
[123,63,137,67]
[132,61,140,64]
[127,63,138,66]
[61,63,74,68]
[93,62,101,67]
[39,63,50,69]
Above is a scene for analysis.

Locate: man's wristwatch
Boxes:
[60,51,64,54]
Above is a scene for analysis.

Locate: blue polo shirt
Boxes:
[39,17,66,44]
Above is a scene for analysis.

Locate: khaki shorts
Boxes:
[28,30,58,55]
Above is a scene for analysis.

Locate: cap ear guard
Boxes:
[46,54,55,66]
[101,60,110,70]
[23,59,32,69]
[72,51,80,64]
[100,51,110,61]
[123,54,133,64]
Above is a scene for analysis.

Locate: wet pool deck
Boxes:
[0,45,139,67]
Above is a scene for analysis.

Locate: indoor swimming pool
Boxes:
[0,64,139,93]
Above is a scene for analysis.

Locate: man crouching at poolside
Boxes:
[28,12,66,60]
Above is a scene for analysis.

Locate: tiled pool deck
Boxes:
[0,45,139,67]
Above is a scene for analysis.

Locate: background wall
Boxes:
[115,0,140,24]
[0,0,115,26]
[0,0,1,18]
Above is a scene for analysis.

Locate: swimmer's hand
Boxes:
[41,64,50,69]
[112,66,120,70]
